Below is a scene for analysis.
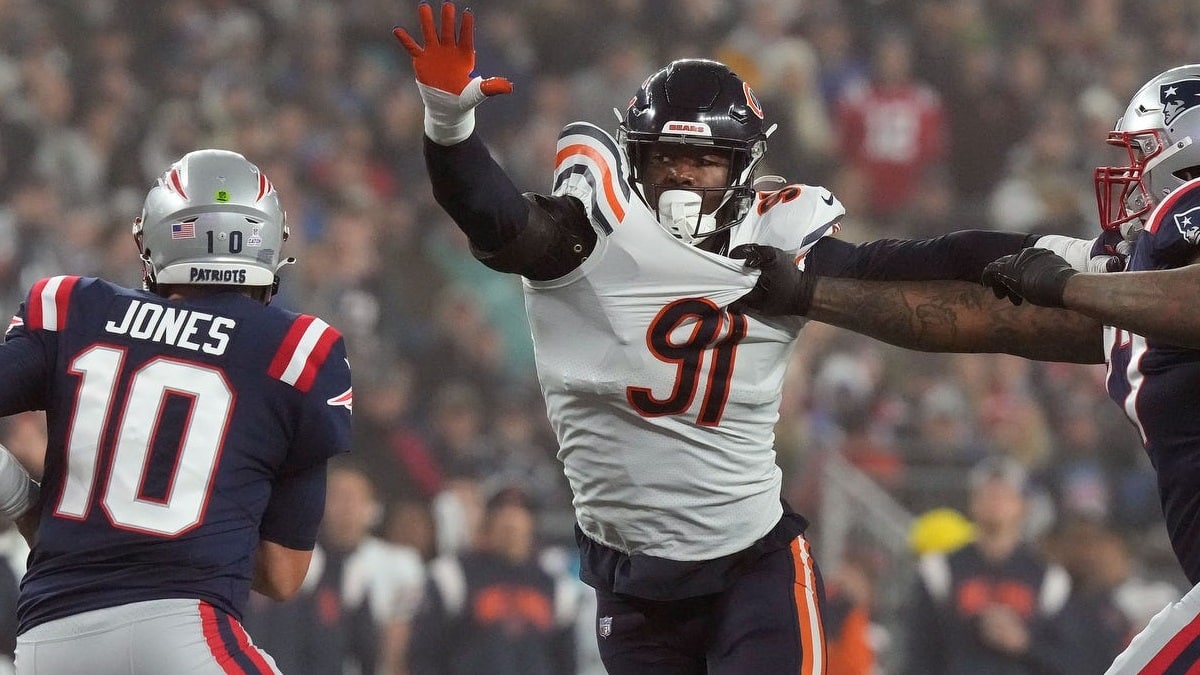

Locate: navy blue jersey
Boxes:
[0,277,352,633]
[1106,179,1200,583]
[904,543,1073,675]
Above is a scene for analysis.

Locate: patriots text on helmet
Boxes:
[105,299,236,356]
[189,267,247,283]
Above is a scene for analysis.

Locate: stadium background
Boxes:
[0,0,1196,672]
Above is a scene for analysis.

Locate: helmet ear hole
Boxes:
[1172,165,1200,181]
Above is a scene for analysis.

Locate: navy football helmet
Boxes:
[618,59,771,244]
[1096,64,1200,237]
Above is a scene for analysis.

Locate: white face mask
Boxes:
[657,189,719,245]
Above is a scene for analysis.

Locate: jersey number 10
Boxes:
[56,345,232,537]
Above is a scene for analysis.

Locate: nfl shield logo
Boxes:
[598,616,613,639]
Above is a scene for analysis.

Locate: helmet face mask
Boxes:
[1095,65,1200,238]
[133,149,291,299]
[618,59,769,245]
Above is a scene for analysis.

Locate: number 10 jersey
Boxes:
[0,276,352,634]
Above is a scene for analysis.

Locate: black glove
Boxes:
[980,247,1077,307]
[729,244,816,316]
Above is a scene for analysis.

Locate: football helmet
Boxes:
[133,149,292,295]
[618,59,771,244]
[1096,64,1200,237]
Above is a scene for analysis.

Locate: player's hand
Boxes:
[729,244,816,316]
[1088,230,1131,273]
[977,604,1030,656]
[981,247,1077,307]
[392,2,513,145]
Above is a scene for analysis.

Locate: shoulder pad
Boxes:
[736,185,844,254]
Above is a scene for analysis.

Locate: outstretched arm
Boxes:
[808,277,1104,363]
[729,244,1104,363]
[1063,264,1200,349]
[984,248,1200,349]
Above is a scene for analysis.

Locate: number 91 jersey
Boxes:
[525,123,842,562]
[0,276,352,633]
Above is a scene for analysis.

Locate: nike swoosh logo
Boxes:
[821,193,835,206]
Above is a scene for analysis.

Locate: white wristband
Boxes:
[1033,235,1092,271]
[418,80,482,146]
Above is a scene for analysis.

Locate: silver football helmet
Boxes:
[1096,64,1200,238]
[133,149,291,293]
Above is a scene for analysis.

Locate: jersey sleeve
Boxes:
[807,230,1034,280]
[735,185,845,259]
[258,460,327,550]
[267,315,353,471]
[0,276,83,415]
[550,122,633,237]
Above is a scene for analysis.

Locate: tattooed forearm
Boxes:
[807,278,1104,363]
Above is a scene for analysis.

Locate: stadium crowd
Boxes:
[1,0,1198,672]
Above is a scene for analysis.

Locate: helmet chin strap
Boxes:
[657,190,717,245]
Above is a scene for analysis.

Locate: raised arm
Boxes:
[395,2,594,279]
[394,2,521,250]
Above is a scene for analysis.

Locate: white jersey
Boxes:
[524,122,844,561]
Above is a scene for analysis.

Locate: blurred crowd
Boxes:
[1,0,1199,672]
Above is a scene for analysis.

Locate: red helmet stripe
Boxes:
[169,169,188,199]
[255,172,268,202]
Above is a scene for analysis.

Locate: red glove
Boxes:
[393,2,513,145]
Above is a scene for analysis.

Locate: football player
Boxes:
[732,63,1200,673]
[394,3,1110,673]
[0,149,352,674]
[978,64,1200,674]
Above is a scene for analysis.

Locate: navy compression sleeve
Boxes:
[807,230,1039,281]
[423,133,530,252]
